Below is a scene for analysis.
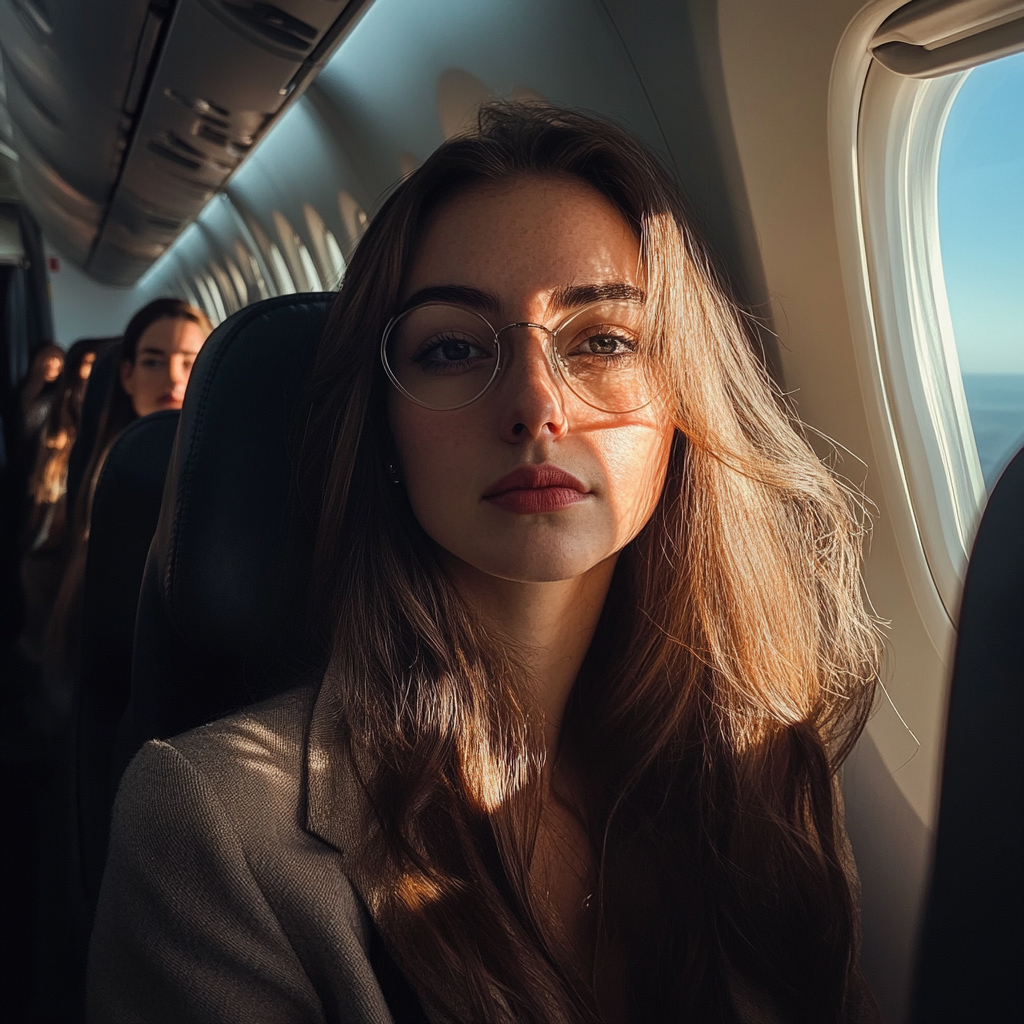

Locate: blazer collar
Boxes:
[304,665,373,872]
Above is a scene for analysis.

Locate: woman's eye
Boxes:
[413,333,491,369]
[569,330,637,357]
[141,358,165,369]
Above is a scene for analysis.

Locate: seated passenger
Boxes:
[20,344,64,451]
[19,340,105,663]
[90,105,882,1023]
[47,300,211,700]
[79,298,212,500]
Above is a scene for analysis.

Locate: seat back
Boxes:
[911,445,1024,1023]
[77,409,179,913]
[115,294,333,776]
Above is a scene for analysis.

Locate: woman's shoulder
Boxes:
[92,684,394,1023]
[116,684,320,856]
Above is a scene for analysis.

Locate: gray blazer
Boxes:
[88,684,875,1024]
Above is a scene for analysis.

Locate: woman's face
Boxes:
[120,317,207,418]
[79,351,96,381]
[389,176,674,584]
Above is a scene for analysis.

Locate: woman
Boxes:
[48,299,211,689]
[77,297,212,514]
[90,105,881,1023]
[19,339,105,662]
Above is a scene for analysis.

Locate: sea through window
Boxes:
[938,51,1024,491]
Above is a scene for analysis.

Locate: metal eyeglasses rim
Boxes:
[379,299,654,414]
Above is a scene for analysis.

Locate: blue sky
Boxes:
[938,51,1024,375]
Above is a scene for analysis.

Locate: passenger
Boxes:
[79,298,212,501]
[47,300,211,707]
[18,340,105,663]
[19,343,64,450]
[90,104,882,1023]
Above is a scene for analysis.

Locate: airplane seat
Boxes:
[66,339,120,518]
[77,408,180,915]
[910,443,1024,1024]
[114,293,334,786]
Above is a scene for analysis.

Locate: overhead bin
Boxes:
[0,0,156,265]
[0,0,370,286]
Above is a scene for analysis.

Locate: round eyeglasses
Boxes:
[381,299,655,413]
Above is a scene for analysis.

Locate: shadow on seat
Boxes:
[114,293,334,787]
[911,444,1024,1024]
[77,408,180,916]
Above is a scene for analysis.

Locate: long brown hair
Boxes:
[305,103,881,1023]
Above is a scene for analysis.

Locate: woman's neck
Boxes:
[446,553,618,759]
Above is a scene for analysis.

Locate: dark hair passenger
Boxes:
[19,339,105,662]
[46,300,211,696]
[88,105,882,1023]
[86,298,212,484]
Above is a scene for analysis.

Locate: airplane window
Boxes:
[203,271,228,323]
[855,30,1024,614]
[938,52,1024,491]
[338,191,368,250]
[242,216,286,297]
[268,242,296,295]
[223,256,249,310]
[298,242,323,292]
[191,274,217,323]
[272,210,321,292]
[302,203,345,289]
[233,239,271,302]
[211,262,241,316]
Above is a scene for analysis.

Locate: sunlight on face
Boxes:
[389,176,674,584]
[120,317,207,418]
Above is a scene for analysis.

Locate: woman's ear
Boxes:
[119,358,136,396]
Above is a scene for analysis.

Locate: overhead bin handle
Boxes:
[871,0,1024,77]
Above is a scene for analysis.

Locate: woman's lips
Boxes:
[482,465,589,514]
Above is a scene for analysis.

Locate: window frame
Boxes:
[857,61,986,618]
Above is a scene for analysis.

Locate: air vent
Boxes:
[147,140,202,171]
[220,3,318,52]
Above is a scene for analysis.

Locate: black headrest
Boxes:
[911,443,1024,1024]
[118,293,333,761]
[66,340,120,516]
[78,408,180,912]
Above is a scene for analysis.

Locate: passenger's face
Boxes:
[41,351,63,383]
[389,177,674,584]
[120,317,206,417]
[79,351,96,381]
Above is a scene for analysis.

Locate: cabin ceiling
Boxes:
[0,0,370,286]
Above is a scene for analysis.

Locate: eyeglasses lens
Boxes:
[384,300,652,413]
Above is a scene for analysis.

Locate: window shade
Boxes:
[872,0,1024,76]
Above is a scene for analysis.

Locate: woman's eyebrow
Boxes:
[550,283,646,309]
[399,285,501,315]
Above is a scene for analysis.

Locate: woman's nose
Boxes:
[169,358,189,390]
[495,331,568,442]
